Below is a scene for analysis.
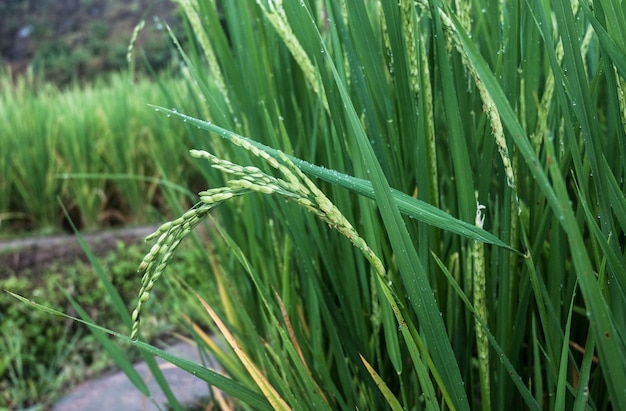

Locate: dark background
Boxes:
[0,0,180,84]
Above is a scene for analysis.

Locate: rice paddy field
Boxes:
[3,0,626,410]
[0,69,207,235]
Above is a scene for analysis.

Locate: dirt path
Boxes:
[0,226,158,276]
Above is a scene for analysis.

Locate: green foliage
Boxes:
[11,0,626,409]
[0,69,200,233]
[0,254,125,409]
[0,240,205,409]
[1,0,181,84]
[118,0,625,409]
[32,41,78,84]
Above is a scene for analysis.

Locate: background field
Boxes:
[1,1,209,407]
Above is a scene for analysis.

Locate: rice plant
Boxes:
[10,0,624,409]
[0,69,199,232]
[119,0,626,409]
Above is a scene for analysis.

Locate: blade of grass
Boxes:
[572,331,596,410]
[575,179,626,308]
[6,290,151,396]
[314,19,470,411]
[555,280,578,410]
[552,0,615,238]
[545,134,626,408]
[131,339,273,411]
[152,105,515,251]
[58,201,185,411]
[196,293,291,411]
[441,6,626,406]
[432,3,476,224]
[5,291,273,411]
[58,199,131,325]
[59,287,152,397]
[580,0,626,79]
[359,354,403,411]
[594,0,626,51]
[431,254,542,411]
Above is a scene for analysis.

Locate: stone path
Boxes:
[51,341,211,411]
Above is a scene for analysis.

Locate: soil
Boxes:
[0,225,158,278]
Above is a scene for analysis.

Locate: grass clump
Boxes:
[0,69,203,234]
[0,245,138,409]
[127,0,623,409]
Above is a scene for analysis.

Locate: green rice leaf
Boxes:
[431,255,542,411]
[6,291,150,398]
[151,105,516,252]
[314,16,470,411]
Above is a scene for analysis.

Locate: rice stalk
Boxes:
[473,198,490,411]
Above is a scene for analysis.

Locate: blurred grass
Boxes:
[0,68,205,233]
[0,234,218,409]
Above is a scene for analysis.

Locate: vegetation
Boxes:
[0,69,206,234]
[0,63,217,408]
[0,240,211,409]
[8,0,626,410]
[0,2,212,409]
[0,24,208,411]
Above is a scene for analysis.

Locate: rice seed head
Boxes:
[174,0,231,111]
[473,198,490,408]
[132,142,393,341]
[257,0,328,111]
[130,202,212,340]
[437,8,517,196]
[126,19,145,83]
[400,0,419,95]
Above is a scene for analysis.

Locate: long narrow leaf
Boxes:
[196,294,291,411]
[314,14,470,411]
[359,354,403,411]
[7,291,150,396]
[59,200,185,410]
[430,255,542,411]
[151,105,515,252]
[445,6,626,406]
